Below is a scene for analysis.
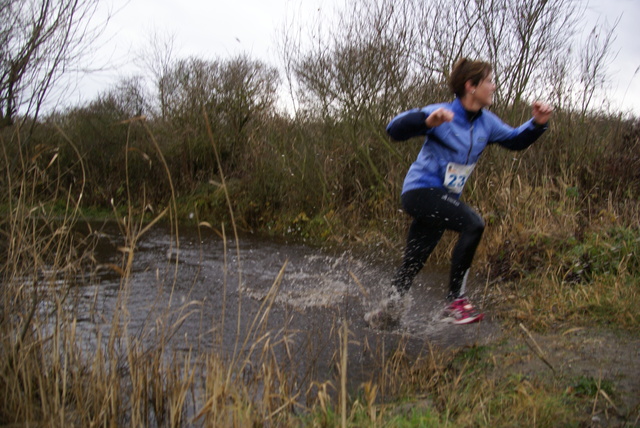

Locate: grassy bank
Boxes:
[2,107,640,426]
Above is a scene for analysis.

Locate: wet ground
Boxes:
[72,221,500,389]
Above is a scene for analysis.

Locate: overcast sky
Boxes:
[63,0,640,116]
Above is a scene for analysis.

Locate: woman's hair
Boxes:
[448,58,492,98]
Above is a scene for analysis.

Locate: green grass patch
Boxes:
[572,375,615,398]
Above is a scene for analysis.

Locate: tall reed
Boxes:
[2,118,429,426]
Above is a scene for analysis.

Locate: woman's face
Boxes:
[470,73,496,108]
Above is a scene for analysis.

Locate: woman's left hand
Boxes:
[532,101,553,125]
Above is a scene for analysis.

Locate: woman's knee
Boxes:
[466,213,485,237]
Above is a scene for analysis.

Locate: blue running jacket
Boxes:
[387,97,547,195]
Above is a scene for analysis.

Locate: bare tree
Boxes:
[414,0,481,79]
[160,55,280,182]
[281,0,614,119]
[474,0,581,111]
[0,0,101,129]
[577,19,618,116]
[282,0,420,122]
[136,30,177,121]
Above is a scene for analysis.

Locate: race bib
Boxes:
[444,162,475,194]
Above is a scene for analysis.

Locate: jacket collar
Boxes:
[451,97,483,123]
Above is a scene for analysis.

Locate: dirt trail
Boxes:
[511,326,639,423]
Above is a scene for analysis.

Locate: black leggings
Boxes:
[391,187,485,300]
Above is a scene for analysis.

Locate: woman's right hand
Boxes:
[426,108,454,128]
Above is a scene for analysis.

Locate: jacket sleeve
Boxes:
[386,108,429,141]
[490,117,548,151]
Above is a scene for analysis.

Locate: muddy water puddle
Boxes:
[74,222,499,387]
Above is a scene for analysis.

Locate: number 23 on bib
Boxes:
[444,162,476,194]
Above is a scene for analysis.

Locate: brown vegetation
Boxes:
[1,0,639,426]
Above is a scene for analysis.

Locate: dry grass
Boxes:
[2,115,639,427]
[0,121,308,426]
[0,121,404,427]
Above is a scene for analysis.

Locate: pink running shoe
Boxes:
[444,297,484,324]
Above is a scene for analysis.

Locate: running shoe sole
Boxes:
[451,312,484,324]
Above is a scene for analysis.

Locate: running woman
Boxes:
[365,58,553,327]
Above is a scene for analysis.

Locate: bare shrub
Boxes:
[0,0,103,129]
